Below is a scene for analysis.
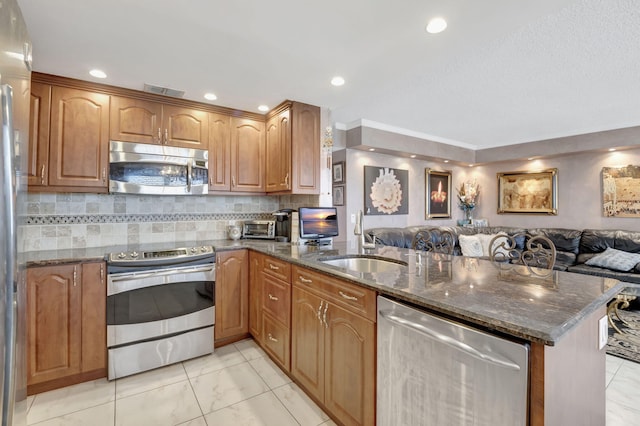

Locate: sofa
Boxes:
[365,226,640,286]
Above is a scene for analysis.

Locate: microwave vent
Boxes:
[143,83,185,98]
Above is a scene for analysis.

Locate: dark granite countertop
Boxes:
[25,239,624,345]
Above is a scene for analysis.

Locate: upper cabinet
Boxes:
[266,101,320,194]
[28,84,110,192]
[208,112,231,191]
[230,117,265,192]
[110,96,209,149]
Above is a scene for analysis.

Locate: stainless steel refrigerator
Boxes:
[1,0,31,424]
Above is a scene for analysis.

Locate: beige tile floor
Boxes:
[26,338,640,426]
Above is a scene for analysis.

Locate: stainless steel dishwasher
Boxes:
[377,296,529,426]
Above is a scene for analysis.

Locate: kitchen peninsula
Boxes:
[26,240,623,426]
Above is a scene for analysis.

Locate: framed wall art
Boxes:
[332,185,345,206]
[497,169,558,214]
[364,166,409,215]
[425,169,451,219]
[602,165,640,217]
[332,161,345,184]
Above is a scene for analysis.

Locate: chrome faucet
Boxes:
[354,210,376,251]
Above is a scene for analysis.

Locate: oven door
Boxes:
[107,263,215,347]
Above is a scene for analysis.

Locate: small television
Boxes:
[299,207,339,244]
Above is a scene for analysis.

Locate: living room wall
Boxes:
[335,146,640,243]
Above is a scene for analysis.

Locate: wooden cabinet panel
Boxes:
[324,303,375,426]
[81,262,106,373]
[110,96,162,144]
[291,286,325,400]
[248,252,263,342]
[163,105,209,149]
[262,274,290,327]
[265,110,291,192]
[27,264,82,385]
[49,87,109,188]
[262,312,290,369]
[208,112,231,191]
[261,255,291,282]
[215,250,249,342]
[28,82,51,187]
[230,117,265,192]
[291,102,320,194]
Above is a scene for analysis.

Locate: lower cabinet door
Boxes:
[291,286,325,401]
[324,302,376,426]
[262,312,289,370]
[215,250,249,342]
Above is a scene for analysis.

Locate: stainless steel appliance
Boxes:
[242,220,275,239]
[1,1,31,423]
[377,296,529,426]
[109,141,209,195]
[106,246,216,380]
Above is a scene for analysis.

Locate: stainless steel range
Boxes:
[106,245,215,380]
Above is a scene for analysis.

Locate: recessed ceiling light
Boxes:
[608,148,617,152]
[426,17,447,34]
[468,164,474,167]
[331,76,345,86]
[527,157,534,161]
[258,105,269,112]
[368,148,375,152]
[410,155,416,158]
[204,93,217,101]
[443,160,450,163]
[89,69,107,79]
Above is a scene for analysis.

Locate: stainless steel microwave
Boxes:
[109,141,208,195]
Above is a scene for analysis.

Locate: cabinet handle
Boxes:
[40,164,45,184]
[268,293,279,301]
[209,176,213,186]
[100,264,104,280]
[339,291,358,301]
[268,263,280,270]
[283,172,289,186]
[317,301,324,322]
[299,276,312,284]
[73,266,77,287]
[232,176,236,187]
[268,333,278,343]
[322,303,329,328]
[164,128,168,144]
[157,127,162,144]
[102,167,106,183]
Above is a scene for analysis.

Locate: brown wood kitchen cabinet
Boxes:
[265,101,320,194]
[208,112,231,191]
[28,85,110,192]
[27,261,107,395]
[291,266,376,426]
[215,250,249,345]
[229,117,265,192]
[110,96,209,149]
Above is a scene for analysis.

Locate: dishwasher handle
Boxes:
[379,310,521,371]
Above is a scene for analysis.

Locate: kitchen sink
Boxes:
[319,255,408,273]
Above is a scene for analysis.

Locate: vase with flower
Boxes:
[456,180,480,224]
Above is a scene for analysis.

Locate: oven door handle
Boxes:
[108,264,215,283]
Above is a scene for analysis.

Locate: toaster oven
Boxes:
[242,220,275,239]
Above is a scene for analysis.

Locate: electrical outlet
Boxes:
[598,316,608,350]
[350,213,356,224]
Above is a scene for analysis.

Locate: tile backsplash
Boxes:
[24,193,319,252]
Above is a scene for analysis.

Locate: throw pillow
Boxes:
[458,234,483,257]
[585,247,640,272]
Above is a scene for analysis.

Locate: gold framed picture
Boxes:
[425,169,451,219]
[497,169,558,214]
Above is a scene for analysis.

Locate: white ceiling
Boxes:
[16,0,640,150]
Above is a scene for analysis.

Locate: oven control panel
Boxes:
[108,245,215,264]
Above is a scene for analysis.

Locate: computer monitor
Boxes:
[298,207,338,244]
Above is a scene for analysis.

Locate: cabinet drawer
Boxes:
[262,256,291,281]
[293,266,377,322]
[263,312,290,370]
[262,275,290,327]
